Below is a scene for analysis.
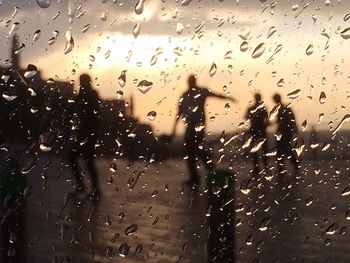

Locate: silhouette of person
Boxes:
[68,74,101,198]
[272,94,299,175]
[245,93,269,175]
[172,75,236,186]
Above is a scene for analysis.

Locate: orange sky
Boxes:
[1,0,350,134]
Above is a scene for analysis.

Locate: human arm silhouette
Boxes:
[207,90,237,103]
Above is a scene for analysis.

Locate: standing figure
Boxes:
[172,75,236,186]
[272,94,299,175]
[68,74,101,198]
[245,93,269,175]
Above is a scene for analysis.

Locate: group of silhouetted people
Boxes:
[68,73,301,197]
[170,75,300,187]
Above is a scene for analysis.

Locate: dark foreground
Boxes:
[6,157,350,262]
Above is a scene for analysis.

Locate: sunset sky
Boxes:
[1,0,350,135]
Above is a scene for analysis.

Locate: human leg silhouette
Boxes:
[68,146,85,192]
[185,129,200,185]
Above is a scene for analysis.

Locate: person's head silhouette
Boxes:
[79,74,92,93]
[273,93,282,104]
[188,75,197,89]
[254,93,262,103]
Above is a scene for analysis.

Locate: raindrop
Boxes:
[135,0,145,15]
[306,44,313,55]
[325,223,338,235]
[258,218,271,231]
[133,23,141,38]
[240,41,248,52]
[137,80,153,94]
[173,47,183,56]
[344,13,350,22]
[239,27,250,40]
[7,22,19,38]
[147,111,157,121]
[319,92,326,104]
[63,31,74,54]
[277,78,284,88]
[291,4,298,11]
[287,89,301,99]
[104,50,111,59]
[39,144,52,152]
[2,94,17,101]
[37,0,51,8]
[267,26,277,38]
[100,12,107,21]
[82,24,90,33]
[176,22,184,34]
[251,43,265,59]
[135,244,143,254]
[125,224,138,235]
[24,64,38,78]
[118,243,130,257]
[181,0,192,6]
[224,50,232,60]
[150,54,158,66]
[118,70,127,88]
[305,195,314,206]
[15,44,25,54]
[33,30,41,42]
[341,186,350,196]
[332,114,350,135]
[209,63,217,77]
[340,28,350,39]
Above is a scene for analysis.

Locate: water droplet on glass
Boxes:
[173,47,183,56]
[224,50,232,60]
[277,78,284,87]
[239,27,250,40]
[100,12,107,21]
[240,41,248,52]
[340,28,350,39]
[306,44,313,55]
[63,31,74,54]
[176,22,184,34]
[209,63,217,77]
[150,54,158,66]
[133,23,141,38]
[344,13,350,22]
[39,144,52,152]
[37,0,51,8]
[118,70,127,87]
[33,30,41,42]
[104,50,111,59]
[291,4,299,11]
[24,64,37,78]
[118,242,130,257]
[341,186,350,196]
[287,89,301,99]
[135,0,145,15]
[267,26,277,39]
[147,111,157,121]
[7,22,19,38]
[2,94,17,101]
[319,91,326,104]
[125,224,138,235]
[82,24,90,33]
[251,43,265,59]
[137,80,153,94]
[15,43,25,54]
[325,223,338,235]
[258,218,271,231]
[305,195,314,206]
[332,114,350,135]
